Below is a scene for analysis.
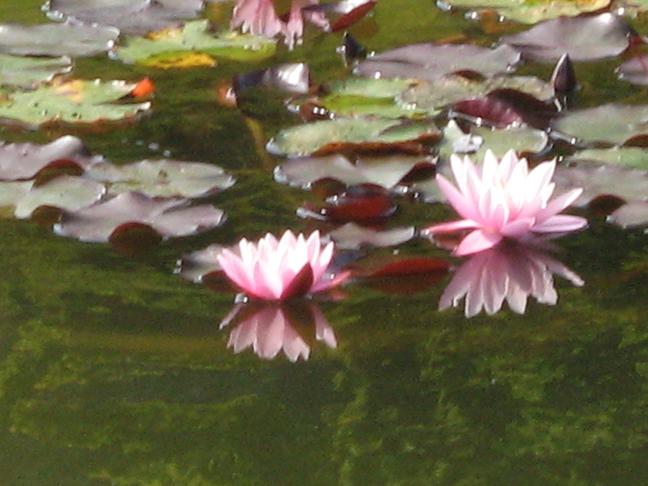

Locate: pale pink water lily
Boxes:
[424,150,587,256]
[231,0,329,49]
[216,230,348,301]
[440,241,584,318]
[220,303,337,362]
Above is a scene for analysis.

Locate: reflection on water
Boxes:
[220,302,337,361]
[440,241,584,317]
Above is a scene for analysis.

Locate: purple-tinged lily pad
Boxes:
[267,118,441,157]
[608,201,648,229]
[233,63,311,98]
[354,43,520,81]
[54,191,225,242]
[86,160,235,198]
[177,243,225,283]
[0,54,72,89]
[551,104,648,145]
[45,0,204,35]
[324,223,415,249]
[0,135,103,181]
[303,0,376,31]
[0,22,119,57]
[440,0,611,24]
[0,175,105,219]
[451,89,557,129]
[501,13,633,62]
[274,153,436,189]
[553,163,648,207]
[617,55,648,86]
[298,185,397,223]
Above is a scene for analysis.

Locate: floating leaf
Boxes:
[115,20,277,65]
[274,153,436,189]
[85,160,235,198]
[354,43,521,81]
[0,54,72,88]
[233,63,311,98]
[324,223,415,249]
[608,201,648,229]
[309,0,377,32]
[298,185,397,223]
[501,13,632,62]
[0,175,105,219]
[553,163,648,207]
[617,55,648,86]
[177,243,226,283]
[0,135,103,180]
[54,191,225,242]
[552,104,648,145]
[451,89,557,129]
[0,22,119,57]
[440,0,611,24]
[0,79,151,128]
[267,118,441,157]
[46,0,204,35]
[567,147,648,170]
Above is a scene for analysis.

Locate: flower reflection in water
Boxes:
[220,302,337,362]
[440,241,584,318]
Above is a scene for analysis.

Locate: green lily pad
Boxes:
[266,118,441,157]
[0,175,105,219]
[567,147,648,170]
[0,79,151,128]
[441,120,548,159]
[440,0,610,24]
[115,20,277,65]
[0,54,72,88]
[86,160,235,198]
[552,104,648,145]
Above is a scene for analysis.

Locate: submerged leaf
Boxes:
[0,135,103,180]
[86,160,235,198]
[608,201,648,229]
[0,79,151,128]
[267,118,441,157]
[501,13,632,62]
[0,22,119,57]
[116,20,277,65]
[54,191,225,242]
[46,0,204,35]
[298,185,397,223]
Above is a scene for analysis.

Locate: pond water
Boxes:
[2,1,648,484]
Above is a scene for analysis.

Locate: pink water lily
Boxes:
[231,0,328,49]
[216,230,348,301]
[424,150,587,256]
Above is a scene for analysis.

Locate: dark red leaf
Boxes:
[280,264,315,300]
[299,184,396,223]
[330,1,376,31]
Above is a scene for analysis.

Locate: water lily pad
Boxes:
[54,191,225,242]
[116,20,277,65]
[0,54,72,88]
[324,223,416,249]
[0,135,104,180]
[501,13,632,62]
[552,104,648,145]
[267,118,441,157]
[274,154,436,189]
[608,201,648,228]
[0,175,105,219]
[0,22,119,57]
[553,163,648,207]
[85,160,235,198]
[0,79,151,128]
[616,55,648,86]
[177,243,225,283]
[46,0,204,35]
[440,0,610,24]
[298,185,397,223]
[567,147,648,170]
[354,43,521,81]
[304,0,377,31]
